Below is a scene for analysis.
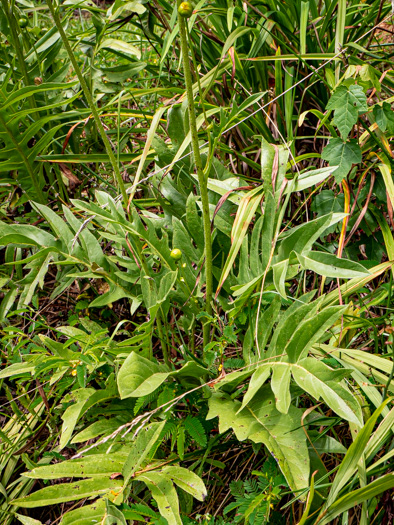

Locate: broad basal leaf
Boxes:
[207,388,309,495]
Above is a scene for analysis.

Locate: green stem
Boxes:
[177,4,212,350]
[46,0,128,205]
[157,311,170,368]
[0,112,44,203]
[1,0,38,112]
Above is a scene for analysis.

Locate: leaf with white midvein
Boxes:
[271,363,292,414]
[291,358,362,426]
[239,364,271,410]
[284,306,345,363]
[117,353,208,399]
[207,388,309,496]
[296,251,369,279]
[117,352,170,399]
[161,466,207,501]
[240,358,361,425]
[137,471,181,525]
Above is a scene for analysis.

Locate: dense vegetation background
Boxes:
[0,0,394,523]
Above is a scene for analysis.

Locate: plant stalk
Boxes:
[177,4,213,350]
[46,0,128,205]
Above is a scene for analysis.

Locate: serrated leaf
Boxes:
[184,416,207,447]
[321,138,362,182]
[327,84,367,139]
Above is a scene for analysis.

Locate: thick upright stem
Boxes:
[177,4,212,349]
[46,0,128,205]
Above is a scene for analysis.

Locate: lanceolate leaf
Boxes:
[284,306,345,363]
[241,359,361,425]
[24,453,128,479]
[216,185,264,297]
[122,421,166,483]
[59,500,107,525]
[296,251,370,279]
[161,466,207,501]
[290,359,361,425]
[136,471,182,525]
[207,388,309,495]
[12,478,123,508]
[316,474,394,525]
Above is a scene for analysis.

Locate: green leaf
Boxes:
[291,358,362,425]
[184,416,207,447]
[277,213,344,261]
[216,186,264,296]
[296,251,370,279]
[107,0,146,20]
[24,453,127,479]
[321,138,362,182]
[272,259,289,299]
[136,471,182,525]
[59,388,95,450]
[0,362,35,379]
[99,38,141,60]
[59,500,106,525]
[16,515,43,525]
[207,389,309,496]
[325,399,390,507]
[122,421,166,483]
[284,306,345,363]
[326,84,367,139]
[271,363,292,414]
[239,364,271,410]
[161,466,207,501]
[117,353,207,399]
[60,498,106,525]
[241,358,360,425]
[117,352,170,399]
[12,478,123,508]
[317,474,394,525]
